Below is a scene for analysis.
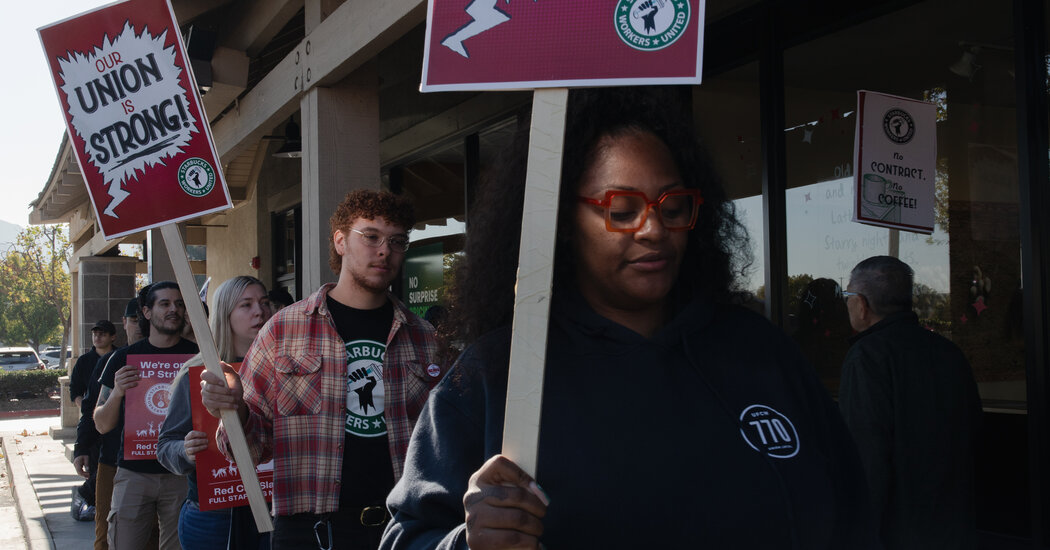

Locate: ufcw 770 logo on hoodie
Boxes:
[739,404,800,459]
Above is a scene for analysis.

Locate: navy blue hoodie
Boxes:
[383,294,877,549]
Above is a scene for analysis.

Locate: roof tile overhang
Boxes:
[30,134,87,225]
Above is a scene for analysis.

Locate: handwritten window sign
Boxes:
[421,0,705,92]
[188,366,274,511]
[123,354,194,461]
[39,0,232,239]
[852,90,937,234]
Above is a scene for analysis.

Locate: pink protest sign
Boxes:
[422,0,705,92]
[39,0,232,239]
[123,353,193,461]
[188,365,274,511]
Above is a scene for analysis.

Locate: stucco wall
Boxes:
[204,192,260,304]
[205,147,302,303]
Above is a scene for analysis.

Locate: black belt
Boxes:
[358,505,389,527]
[312,506,389,550]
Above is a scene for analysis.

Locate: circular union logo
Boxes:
[177,158,216,197]
[345,340,387,438]
[615,0,691,52]
[882,108,916,144]
[144,383,172,416]
[739,404,800,459]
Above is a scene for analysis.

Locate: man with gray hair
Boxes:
[840,255,981,549]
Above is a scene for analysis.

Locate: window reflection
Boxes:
[784,178,953,388]
[782,0,1023,406]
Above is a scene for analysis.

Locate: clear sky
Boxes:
[2,1,113,228]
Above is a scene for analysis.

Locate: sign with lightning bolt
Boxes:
[422,0,705,481]
[39,0,231,239]
[422,0,705,92]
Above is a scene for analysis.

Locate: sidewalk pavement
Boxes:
[1,415,93,550]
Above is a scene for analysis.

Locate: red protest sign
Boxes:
[422,0,705,92]
[38,0,232,239]
[188,365,274,511]
[123,354,193,461]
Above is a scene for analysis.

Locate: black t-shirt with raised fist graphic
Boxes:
[326,296,395,509]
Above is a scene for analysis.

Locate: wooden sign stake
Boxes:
[160,224,274,532]
[500,88,569,477]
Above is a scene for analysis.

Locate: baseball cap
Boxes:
[124,298,140,319]
[91,320,117,334]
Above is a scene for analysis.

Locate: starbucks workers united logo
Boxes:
[178,157,215,197]
[616,0,691,51]
[345,340,387,438]
[882,108,916,144]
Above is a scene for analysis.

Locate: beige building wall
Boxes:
[204,194,261,304]
[204,145,303,302]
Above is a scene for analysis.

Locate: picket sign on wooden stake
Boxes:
[500,88,569,476]
[160,224,274,532]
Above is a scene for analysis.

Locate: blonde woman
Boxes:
[158,276,272,549]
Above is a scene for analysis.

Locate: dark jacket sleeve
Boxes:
[759,318,879,547]
[73,354,107,457]
[381,339,506,550]
[157,366,195,476]
[820,367,881,547]
[381,390,471,550]
[839,344,894,527]
[68,350,95,403]
[73,392,98,457]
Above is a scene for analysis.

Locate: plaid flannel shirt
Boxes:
[216,283,445,516]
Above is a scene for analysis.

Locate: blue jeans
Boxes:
[178,499,231,550]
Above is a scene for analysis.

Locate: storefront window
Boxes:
[272,206,300,300]
[388,115,521,309]
[782,0,1029,536]
[693,62,764,298]
[782,0,1024,408]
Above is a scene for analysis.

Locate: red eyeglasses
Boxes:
[577,189,703,232]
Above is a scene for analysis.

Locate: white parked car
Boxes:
[40,348,71,369]
[0,347,47,371]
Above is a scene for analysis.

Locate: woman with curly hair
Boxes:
[382,87,876,549]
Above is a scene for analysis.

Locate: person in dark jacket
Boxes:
[70,320,116,408]
[69,319,117,521]
[381,87,877,549]
[840,255,982,549]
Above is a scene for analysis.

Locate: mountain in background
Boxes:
[0,219,23,251]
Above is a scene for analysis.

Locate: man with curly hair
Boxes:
[202,189,447,549]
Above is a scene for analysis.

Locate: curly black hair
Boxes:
[444,87,752,345]
[137,281,180,338]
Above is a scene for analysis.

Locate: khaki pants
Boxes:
[94,462,115,550]
[108,467,186,550]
